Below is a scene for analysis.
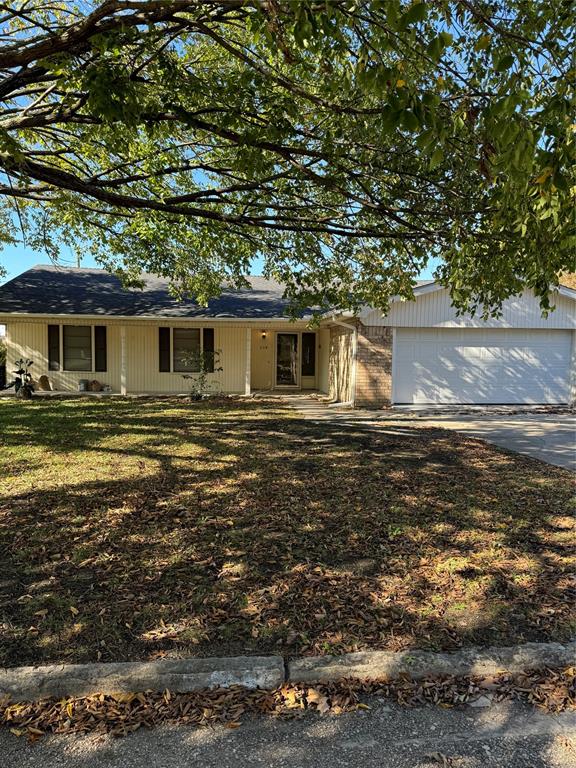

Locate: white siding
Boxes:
[363,288,575,329]
[2,317,315,394]
[5,320,122,392]
[124,323,247,393]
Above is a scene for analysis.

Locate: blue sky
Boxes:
[0,243,440,284]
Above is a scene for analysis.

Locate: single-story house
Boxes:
[0,265,574,406]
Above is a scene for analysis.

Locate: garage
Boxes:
[393,328,573,405]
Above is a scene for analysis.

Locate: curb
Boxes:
[288,641,576,684]
[0,656,284,702]
[1,641,574,702]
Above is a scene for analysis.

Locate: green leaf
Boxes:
[429,147,444,169]
[416,128,435,149]
[495,54,515,72]
[400,2,427,28]
[426,36,443,61]
[553,172,568,191]
[380,104,402,131]
[475,34,492,51]
[401,109,420,131]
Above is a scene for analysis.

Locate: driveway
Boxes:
[417,414,576,472]
[2,700,575,768]
[290,399,575,471]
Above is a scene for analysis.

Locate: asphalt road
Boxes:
[2,699,575,768]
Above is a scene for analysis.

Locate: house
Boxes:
[0,265,574,406]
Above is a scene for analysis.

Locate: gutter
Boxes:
[0,312,314,325]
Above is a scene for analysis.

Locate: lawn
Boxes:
[0,398,574,667]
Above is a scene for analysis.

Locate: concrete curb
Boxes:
[288,641,576,684]
[0,656,284,702]
[1,642,574,702]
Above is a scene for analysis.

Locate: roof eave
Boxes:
[0,311,315,323]
[558,285,576,300]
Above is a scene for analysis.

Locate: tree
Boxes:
[561,272,576,290]
[0,1,573,315]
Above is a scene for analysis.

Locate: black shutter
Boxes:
[48,325,60,371]
[301,332,316,376]
[159,327,171,372]
[203,328,215,372]
[94,326,107,372]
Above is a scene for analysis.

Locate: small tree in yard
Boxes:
[180,350,223,401]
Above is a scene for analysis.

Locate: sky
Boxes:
[0,243,440,284]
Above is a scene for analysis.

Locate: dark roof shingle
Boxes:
[0,266,305,319]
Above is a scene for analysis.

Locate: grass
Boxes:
[0,397,574,667]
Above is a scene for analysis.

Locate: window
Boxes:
[173,328,201,372]
[301,332,316,376]
[63,326,92,371]
[51,325,107,372]
[158,327,215,372]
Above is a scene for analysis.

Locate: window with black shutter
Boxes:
[94,326,107,372]
[203,328,215,372]
[48,325,60,371]
[159,327,171,372]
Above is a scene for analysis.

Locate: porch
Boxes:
[2,319,334,397]
[248,327,329,394]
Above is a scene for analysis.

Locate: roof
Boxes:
[0,265,310,319]
[2,266,570,322]
[409,279,576,302]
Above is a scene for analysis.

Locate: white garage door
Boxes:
[394,329,573,404]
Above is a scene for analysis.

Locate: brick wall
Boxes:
[354,324,393,408]
[327,322,393,408]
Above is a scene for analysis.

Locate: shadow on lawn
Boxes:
[0,398,573,667]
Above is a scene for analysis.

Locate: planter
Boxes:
[16,385,33,400]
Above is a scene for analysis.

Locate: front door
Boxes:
[276,333,299,387]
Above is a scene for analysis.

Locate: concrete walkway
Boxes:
[289,399,576,472]
[3,700,575,768]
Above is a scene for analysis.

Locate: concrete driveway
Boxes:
[418,414,576,472]
[290,399,575,472]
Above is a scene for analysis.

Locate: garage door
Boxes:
[394,329,572,404]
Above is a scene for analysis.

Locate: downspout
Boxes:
[330,317,358,408]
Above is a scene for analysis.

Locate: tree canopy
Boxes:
[0,0,574,314]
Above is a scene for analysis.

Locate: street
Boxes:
[2,699,575,768]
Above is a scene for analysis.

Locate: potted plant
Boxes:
[12,358,34,399]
